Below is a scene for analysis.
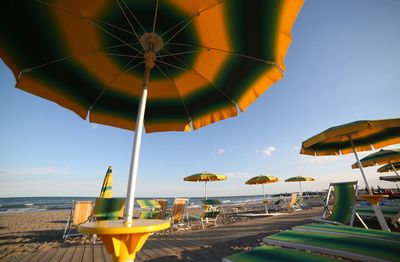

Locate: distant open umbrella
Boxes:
[352,148,400,176]
[285,176,314,195]
[378,162,400,174]
[100,166,113,198]
[301,118,400,193]
[184,172,227,200]
[245,175,279,214]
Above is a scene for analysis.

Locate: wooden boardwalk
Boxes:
[2,208,322,262]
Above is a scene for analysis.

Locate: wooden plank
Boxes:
[70,246,84,262]
[81,244,94,262]
[48,247,68,262]
[59,246,76,262]
[29,249,48,262]
[38,248,58,262]
[147,239,180,257]
[93,244,105,262]
[101,245,112,262]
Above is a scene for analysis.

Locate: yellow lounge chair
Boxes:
[166,198,189,229]
[63,200,94,239]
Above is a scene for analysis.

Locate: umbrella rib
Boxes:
[157,50,202,58]
[119,0,146,33]
[20,42,139,73]
[89,58,144,112]
[154,56,193,124]
[114,0,143,45]
[159,49,238,108]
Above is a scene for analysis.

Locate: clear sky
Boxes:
[1,1,399,198]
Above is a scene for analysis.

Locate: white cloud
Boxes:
[257,146,276,157]
[217,148,225,154]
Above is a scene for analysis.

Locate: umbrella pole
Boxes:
[205,181,207,200]
[349,136,372,195]
[390,162,400,176]
[299,181,302,195]
[124,65,151,223]
[262,184,268,214]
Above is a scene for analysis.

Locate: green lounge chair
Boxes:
[136,199,161,219]
[222,245,338,262]
[355,205,400,228]
[263,230,399,262]
[293,223,400,244]
[320,181,367,228]
[93,197,125,221]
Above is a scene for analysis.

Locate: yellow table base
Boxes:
[78,219,170,262]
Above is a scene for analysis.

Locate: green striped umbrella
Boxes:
[1,0,303,222]
[352,149,400,177]
[99,166,113,198]
[245,175,279,214]
[378,162,400,174]
[285,176,314,195]
[300,119,400,193]
[184,172,227,200]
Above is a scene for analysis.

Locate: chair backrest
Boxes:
[287,193,298,208]
[137,199,161,219]
[201,199,222,211]
[156,199,168,219]
[72,201,93,226]
[326,181,358,225]
[93,197,125,221]
[171,198,188,223]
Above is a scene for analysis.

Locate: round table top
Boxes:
[78,219,170,235]
[357,194,388,205]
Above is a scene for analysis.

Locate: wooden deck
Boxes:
[2,208,322,262]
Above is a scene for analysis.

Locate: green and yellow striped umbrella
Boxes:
[284,176,314,195]
[245,175,279,214]
[1,0,303,222]
[300,118,400,192]
[184,172,227,199]
[377,162,400,173]
[352,149,400,177]
[100,166,113,198]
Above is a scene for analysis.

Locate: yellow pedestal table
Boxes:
[79,219,170,262]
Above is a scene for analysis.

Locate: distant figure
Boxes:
[371,186,375,194]
[377,185,382,194]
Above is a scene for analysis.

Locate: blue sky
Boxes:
[1,1,399,198]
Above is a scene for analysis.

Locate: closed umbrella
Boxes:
[99,166,113,198]
[285,176,314,195]
[301,119,400,193]
[1,1,304,224]
[245,175,279,214]
[184,172,227,200]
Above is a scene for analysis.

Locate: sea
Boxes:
[0,192,323,214]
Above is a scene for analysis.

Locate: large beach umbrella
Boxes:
[377,162,400,174]
[300,119,400,194]
[351,148,400,176]
[184,172,227,200]
[99,166,113,198]
[1,0,304,223]
[245,175,279,214]
[284,176,314,195]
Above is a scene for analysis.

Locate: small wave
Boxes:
[25,203,34,206]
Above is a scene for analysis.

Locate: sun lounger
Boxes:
[136,199,161,219]
[165,198,189,229]
[63,200,94,239]
[319,181,367,228]
[293,223,400,243]
[222,244,338,262]
[355,205,400,228]
[263,229,399,262]
[278,193,301,212]
[155,199,168,219]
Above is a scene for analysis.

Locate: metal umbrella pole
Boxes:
[205,181,208,200]
[261,184,269,214]
[299,181,303,195]
[390,162,400,176]
[349,136,372,195]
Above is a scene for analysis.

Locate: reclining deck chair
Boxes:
[63,200,94,239]
[155,199,168,219]
[136,199,161,219]
[166,198,189,229]
[276,193,301,212]
[93,197,125,221]
[197,199,222,229]
[320,181,367,227]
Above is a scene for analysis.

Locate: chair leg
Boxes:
[355,212,369,229]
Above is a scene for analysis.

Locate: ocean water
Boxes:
[0,192,324,213]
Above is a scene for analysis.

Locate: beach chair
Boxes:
[136,199,161,219]
[166,198,189,229]
[155,199,168,219]
[191,199,222,229]
[320,181,367,227]
[263,229,399,262]
[355,205,400,228]
[93,197,125,221]
[63,200,93,239]
[277,193,301,212]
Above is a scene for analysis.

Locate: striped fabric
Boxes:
[93,197,125,221]
[326,182,356,225]
[378,162,400,173]
[245,175,279,185]
[301,119,400,156]
[184,172,227,182]
[0,0,303,132]
[99,166,113,198]
[351,148,400,169]
[284,176,314,182]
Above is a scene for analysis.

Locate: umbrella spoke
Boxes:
[114,0,142,44]
[119,0,146,34]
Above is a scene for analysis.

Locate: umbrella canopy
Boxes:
[379,176,400,182]
[377,162,400,173]
[352,148,400,177]
[184,172,227,199]
[99,166,113,198]
[300,118,400,192]
[285,176,314,195]
[245,175,279,214]
[1,0,303,222]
